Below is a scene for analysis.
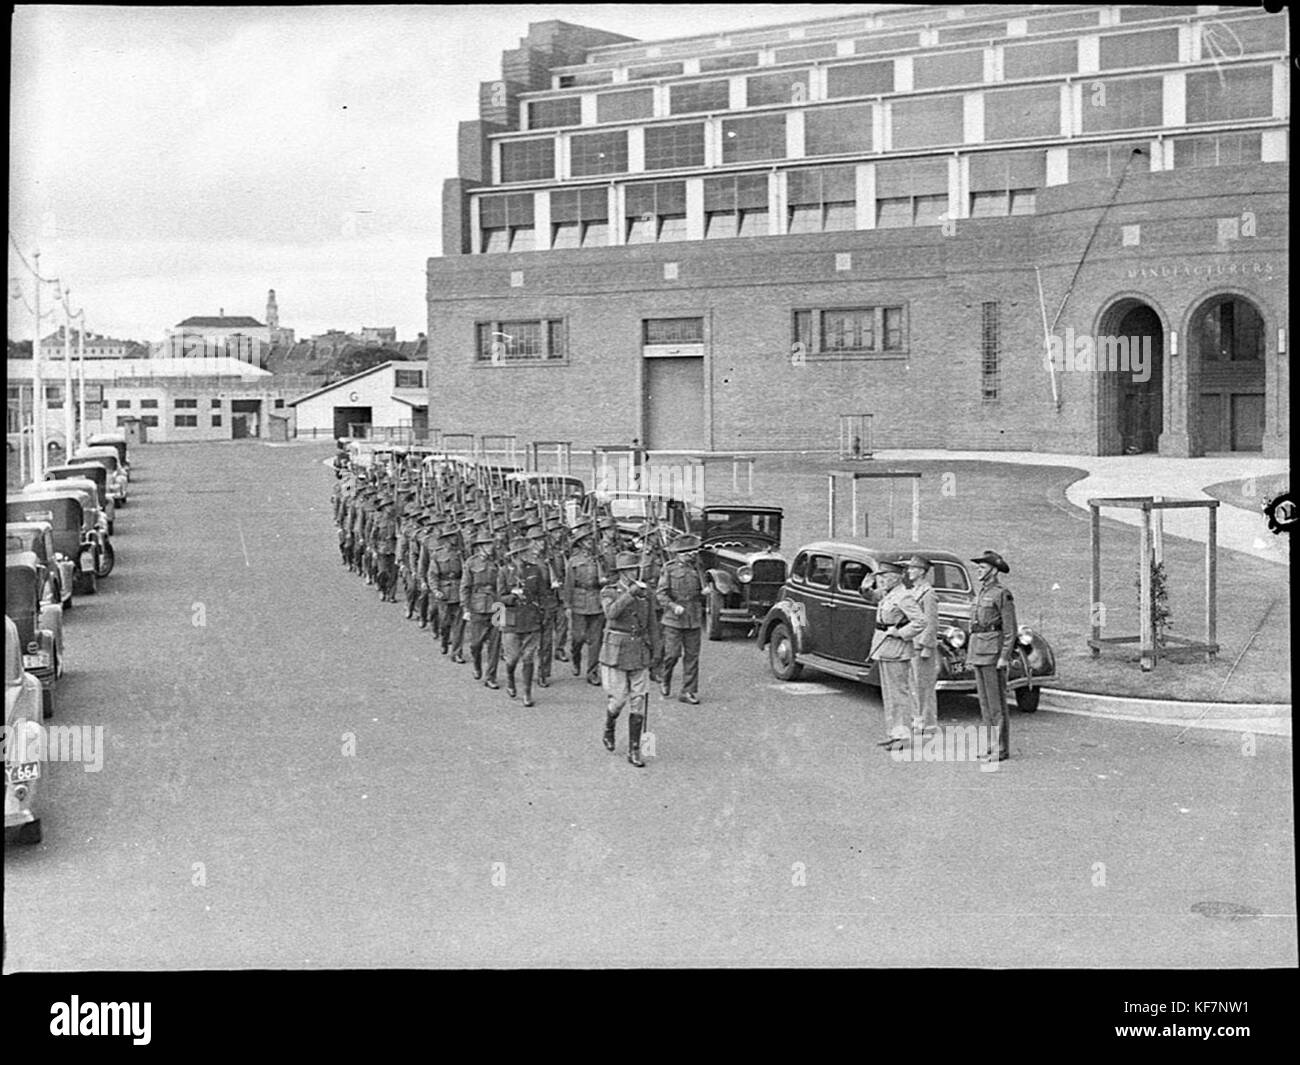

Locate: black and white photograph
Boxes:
[5,0,1293,1024]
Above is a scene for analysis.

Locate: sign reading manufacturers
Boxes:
[1124,259,1280,281]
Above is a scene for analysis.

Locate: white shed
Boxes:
[287,361,428,440]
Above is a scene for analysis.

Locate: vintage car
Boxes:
[6,521,74,609]
[758,542,1057,711]
[5,553,64,719]
[505,471,586,504]
[584,490,701,539]
[12,485,113,584]
[86,430,130,473]
[70,446,129,500]
[696,506,788,640]
[5,614,45,844]
[44,465,115,533]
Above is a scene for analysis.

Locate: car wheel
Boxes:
[98,542,115,577]
[17,820,42,845]
[706,589,725,641]
[768,621,803,681]
[1015,686,1041,713]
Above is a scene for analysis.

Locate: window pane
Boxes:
[1003,38,1077,79]
[876,197,911,228]
[747,70,808,107]
[699,52,757,73]
[658,215,688,242]
[547,320,565,359]
[1099,28,1179,69]
[1185,65,1273,124]
[876,156,947,197]
[625,216,656,243]
[596,88,654,123]
[705,212,737,239]
[721,114,786,163]
[550,221,580,249]
[644,122,705,170]
[822,309,873,351]
[1009,189,1036,215]
[500,138,555,182]
[787,204,822,233]
[509,227,534,252]
[528,97,582,130]
[669,79,730,115]
[806,555,834,586]
[854,32,918,55]
[824,202,856,231]
[1068,141,1150,181]
[793,310,813,353]
[559,69,614,88]
[805,103,873,156]
[912,48,984,90]
[570,130,628,176]
[826,60,893,99]
[580,220,608,247]
[913,194,949,227]
[1205,13,1287,57]
[773,42,835,64]
[628,61,683,81]
[969,148,1046,191]
[883,307,904,350]
[482,227,509,253]
[891,95,963,149]
[984,84,1060,141]
[1080,76,1163,132]
[644,318,704,344]
[737,208,768,237]
[970,190,1009,217]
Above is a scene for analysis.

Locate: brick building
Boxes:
[427,5,1289,457]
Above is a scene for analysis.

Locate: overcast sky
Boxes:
[9,3,879,343]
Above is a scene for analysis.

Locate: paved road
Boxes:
[4,442,1294,968]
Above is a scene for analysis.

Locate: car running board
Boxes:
[794,653,873,683]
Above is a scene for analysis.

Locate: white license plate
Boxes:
[6,762,41,784]
[22,653,51,670]
[81,554,95,571]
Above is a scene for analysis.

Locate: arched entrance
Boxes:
[1189,294,1266,452]
[1096,298,1164,455]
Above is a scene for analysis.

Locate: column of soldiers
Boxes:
[331,460,710,768]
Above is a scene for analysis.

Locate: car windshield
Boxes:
[9,499,79,531]
[701,510,780,541]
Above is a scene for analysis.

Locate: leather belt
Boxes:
[971,624,1003,633]
[874,623,894,631]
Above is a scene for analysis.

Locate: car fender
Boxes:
[759,598,809,653]
[38,604,64,652]
[1016,628,1056,678]
[708,568,737,597]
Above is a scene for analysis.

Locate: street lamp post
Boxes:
[77,313,87,449]
[31,250,45,482]
[63,291,75,457]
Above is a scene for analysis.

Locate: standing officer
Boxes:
[461,531,502,689]
[564,521,606,687]
[636,520,668,683]
[599,551,656,767]
[431,526,466,660]
[866,560,925,750]
[904,555,940,735]
[969,550,1017,763]
[657,533,706,704]
[498,537,545,706]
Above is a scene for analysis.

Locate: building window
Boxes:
[1173,132,1263,169]
[140,398,159,409]
[805,103,873,157]
[116,416,132,427]
[500,138,555,183]
[1099,27,1179,70]
[1068,141,1151,181]
[875,156,949,228]
[891,95,964,149]
[1185,65,1274,124]
[394,369,425,389]
[721,114,787,164]
[1206,13,1287,58]
[643,318,704,345]
[527,97,582,130]
[550,186,610,248]
[984,84,1060,142]
[1080,76,1163,133]
[825,61,893,99]
[968,150,1044,217]
[212,415,222,427]
[703,172,769,238]
[211,398,222,408]
[669,79,730,116]
[792,306,907,357]
[174,414,198,427]
[475,319,566,363]
[854,32,918,55]
[479,192,535,253]
[115,399,131,409]
[558,69,614,88]
[912,49,984,90]
[569,130,628,177]
[746,70,809,107]
[140,415,159,427]
[1026,8,1097,33]
[699,52,757,73]
[773,42,835,65]
[981,302,999,401]
[274,398,285,409]
[624,180,688,243]
[787,165,857,233]
[643,122,705,170]
[596,88,654,123]
[1003,38,1077,80]
[627,61,683,81]
[174,398,198,408]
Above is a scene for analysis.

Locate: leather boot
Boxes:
[627,712,645,767]
[505,666,517,699]
[602,709,618,751]
[570,646,582,676]
[522,662,535,707]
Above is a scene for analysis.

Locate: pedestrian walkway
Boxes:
[877,449,1289,565]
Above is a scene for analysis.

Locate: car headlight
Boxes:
[736,565,753,584]
[1017,626,1034,647]
[944,626,966,649]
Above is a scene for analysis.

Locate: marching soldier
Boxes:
[866,560,925,750]
[969,550,1017,763]
[530,526,563,687]
[657,533,706,705]
[599,551,656,768]
[374,499,399,602]
[635,520,668,683]
[430,526,466,659]
[564,521,606,687]
[546,515,570,664]
[904,555,940,735]
[498,537,545,706]
[461,531,502,689]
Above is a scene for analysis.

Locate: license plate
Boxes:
[22,653,51,670]
[6,762,41,784]
[81,554,95,571]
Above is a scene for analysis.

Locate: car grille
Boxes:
[751,559,786,585]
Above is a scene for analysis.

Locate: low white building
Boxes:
[287,361,428,441]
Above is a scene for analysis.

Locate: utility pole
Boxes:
[63,289,76,457]
[32,250,45,482]
[77,312,87,449]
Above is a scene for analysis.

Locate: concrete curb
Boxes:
[1039,687,1292,737]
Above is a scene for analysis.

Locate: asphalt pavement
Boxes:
[4,441,1294,968]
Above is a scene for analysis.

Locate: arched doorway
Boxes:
[1096,298,1164,455]
[1189,294,1266,452]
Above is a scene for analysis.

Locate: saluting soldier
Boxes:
[968,550,1017,763]
[461,531,502,689]
[599,551,656,768]
[904,555,940,735]
[867,560,925,750]
[657,533,706,705]
[498,537,545,706]
[564,521,606,687]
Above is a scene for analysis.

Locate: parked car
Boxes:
[86,430,130,473]
[11,485,112,585]
[584,490,701,539]
[758,542,1057,711]
[5,614,45,844]
[71,445,129,498]
[696,506,788,640]
[43,465,115,533]
[5,553,64,719]
[6,521,74,609]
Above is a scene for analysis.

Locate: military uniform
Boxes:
[430,529,465,659]
[564,527,606,686]
[867,561,925,746]
[498,540,545,705]
[375,503,399,601]
[905,556,940,732]
[969,551,1017,762]
[461,535,502,687]
[532,528,564,685]
[599,553,656,767]
[657,535,706,704]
